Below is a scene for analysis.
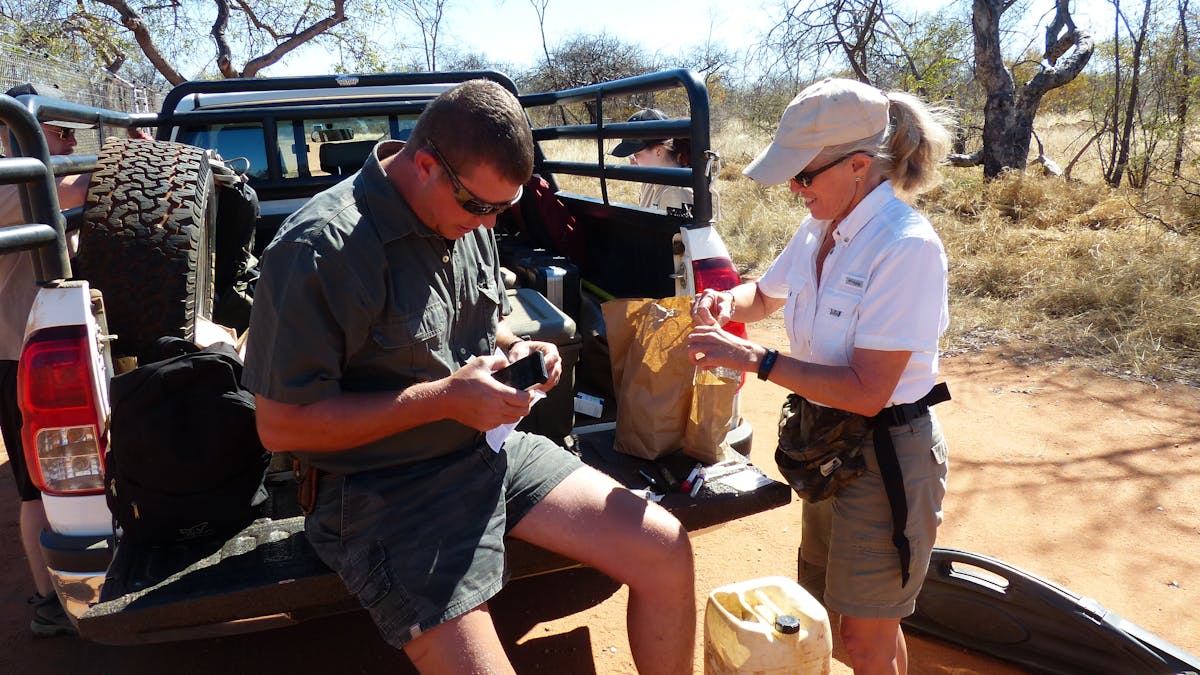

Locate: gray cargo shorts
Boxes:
[303,431,582,649]
[801,410,949,619]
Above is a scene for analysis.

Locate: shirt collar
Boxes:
[358,140,436,243]
[830,180,896,244]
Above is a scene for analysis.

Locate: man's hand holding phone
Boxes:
[492,351,549,391]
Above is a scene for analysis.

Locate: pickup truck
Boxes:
[0,69,791,646]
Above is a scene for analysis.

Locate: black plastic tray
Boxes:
[903,548,1200,675]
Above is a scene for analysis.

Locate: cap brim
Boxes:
[609,139,645,157]
[45,120,94,130]
[742,141,821,186]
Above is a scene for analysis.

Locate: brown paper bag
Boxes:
[603,295,737,463]
[685,368,737,461]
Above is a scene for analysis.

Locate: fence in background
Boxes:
[1,42,165,154]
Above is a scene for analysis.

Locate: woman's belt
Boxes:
[869,381,951,587]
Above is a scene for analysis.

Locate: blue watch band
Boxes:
[757,348,779,381]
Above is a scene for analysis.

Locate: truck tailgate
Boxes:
[75,430,790,645]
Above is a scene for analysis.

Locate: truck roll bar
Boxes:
[0,95,71,282]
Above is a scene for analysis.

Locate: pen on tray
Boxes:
[680,462,703,492]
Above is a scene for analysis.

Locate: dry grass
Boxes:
[927,170,1200,384]
[540,118,1200,386]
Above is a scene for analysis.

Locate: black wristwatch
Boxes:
[757,348,779,381]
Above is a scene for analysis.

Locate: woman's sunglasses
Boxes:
[427,141,523,216]
[792,152,872,188]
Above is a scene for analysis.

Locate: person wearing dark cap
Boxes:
[686,78,955,673]
[2,83,97,153]
[610,108,693,213]
[0,82,101,638]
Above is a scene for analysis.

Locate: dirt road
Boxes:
[1,318,1197,674]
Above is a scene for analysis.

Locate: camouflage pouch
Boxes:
[774,393,870,503]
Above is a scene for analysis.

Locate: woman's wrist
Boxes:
[722,290,735,317]
[757,346,779,381]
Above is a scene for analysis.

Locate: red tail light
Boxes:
[692,256,748,388]
[18,325,106,496]
[692,256,748,339]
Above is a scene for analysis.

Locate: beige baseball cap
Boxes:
[743,78,890,186]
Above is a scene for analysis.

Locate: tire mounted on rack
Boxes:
[75,137,217,363]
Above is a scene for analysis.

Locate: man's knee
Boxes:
[622,508,693,588]
[648,507,692,559]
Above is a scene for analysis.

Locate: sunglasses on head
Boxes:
[791,152,872,188]
[426,140,523,216]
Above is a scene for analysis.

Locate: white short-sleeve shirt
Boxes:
[757,181,948,407]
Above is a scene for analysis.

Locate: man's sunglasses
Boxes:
[427,140,523,216]
[792,152,872,188]
[48,127,76,141]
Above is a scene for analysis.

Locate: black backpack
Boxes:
[105,339,270,544]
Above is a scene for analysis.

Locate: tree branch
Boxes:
[1043,0,1075,62]
[947,151,983,167]
[1026,28,1094,94]
[93,0,187,85]
[211,0,238,78]
[242,0,348,77]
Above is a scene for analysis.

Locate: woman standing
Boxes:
[687,78,953,674]
[610,108,693,213]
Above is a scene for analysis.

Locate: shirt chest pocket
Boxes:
[474,274,502,313]
[372,301,448,351]
[816,289,862,327]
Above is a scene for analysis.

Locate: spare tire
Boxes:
[75,137,217,363]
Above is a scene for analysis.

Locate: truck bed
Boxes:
[69,427,790,645]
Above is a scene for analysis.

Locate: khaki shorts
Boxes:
[303,431,582,648]
[801,411,949,618]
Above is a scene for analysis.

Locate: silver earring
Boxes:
[855,177,862,183]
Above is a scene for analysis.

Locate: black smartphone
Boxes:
[492,351,548,390]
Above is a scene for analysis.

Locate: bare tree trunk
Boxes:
[971,0,1092,178]
[395,0,447,72]
[212,0,238,79]
[528,0,567,126]
[1104,1,1122,184]
[1171,0,1191,178]
[1107,0,1153,188]
[972,0,1020,176]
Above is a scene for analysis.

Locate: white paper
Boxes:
[485,347,546,452]
[717,469,775,493]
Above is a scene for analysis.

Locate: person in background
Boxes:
[687,78,954,674]
[243,80,695,674]
[0,83,95,638]
[610,108,694,214]
[1,81,154,638]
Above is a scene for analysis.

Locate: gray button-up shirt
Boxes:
[243,141,510,473]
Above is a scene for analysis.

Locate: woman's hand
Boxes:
[686,324,765,374]
[692,289,734,327]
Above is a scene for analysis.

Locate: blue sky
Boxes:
[272,0,1116,78]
